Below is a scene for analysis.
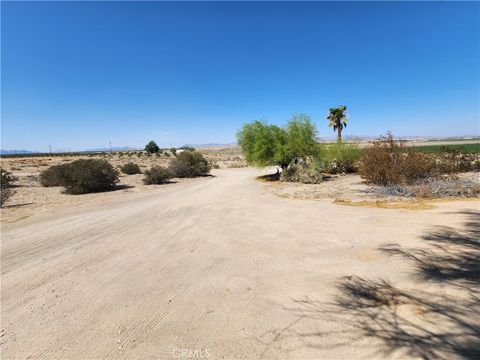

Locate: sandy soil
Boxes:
[1,167,479,359]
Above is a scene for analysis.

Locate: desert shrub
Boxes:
[169,150,211,178]
[39,164,70,187]
[180,145,196,152]
[40,159,119,194]
[62,160,119,194]
[120,162,141,175]
[1,169,16,207]
[359,134,435,186]
[318,143,361,174]
[143,166,172,184]
[280,162,324,184]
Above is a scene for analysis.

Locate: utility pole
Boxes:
[109,141,112,153]
[49,145,52,155]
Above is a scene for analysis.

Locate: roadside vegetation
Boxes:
[169,150,212,178]
[359,134,480,198]
[238,113,363,183]
[1,169,17,207]
[143,166,172,184]
[4,123,479,203]
[120,162,142,175]
[237,111,479,199]
[40,159,119,194]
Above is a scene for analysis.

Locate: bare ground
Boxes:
[1,167,479,359]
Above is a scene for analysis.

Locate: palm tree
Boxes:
[327,105,348,143]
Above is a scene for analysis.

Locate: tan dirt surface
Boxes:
[1,167,479,359]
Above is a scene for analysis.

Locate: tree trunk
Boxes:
[337,128,342,143]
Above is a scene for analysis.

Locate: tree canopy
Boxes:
[237,114,318,169]
[145,140,160,153]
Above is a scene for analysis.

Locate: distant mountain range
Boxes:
[0,149,36,155]
[184,142,237,148]
[84,146,137,152]
[0,147,137,154]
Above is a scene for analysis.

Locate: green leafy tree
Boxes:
[237,114,318,169]
[145,140,160,153]
[285,114,318,162]
[327,105,348,143]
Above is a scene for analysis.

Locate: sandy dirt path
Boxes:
[1,168,478,359]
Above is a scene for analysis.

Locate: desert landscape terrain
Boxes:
[1,149,478,359]
[2,1,479,359]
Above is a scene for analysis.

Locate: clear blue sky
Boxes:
[2,1,479,151]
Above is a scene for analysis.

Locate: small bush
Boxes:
[121,162,141,175]
[169,151,211,178]
[359,134,435,186]
[40,159,119,194]
[280,162,324,184]
[1,169,16,207]
[143,166,172,184]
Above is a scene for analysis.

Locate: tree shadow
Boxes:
[2,202,35,208]
[276,210,480,359]
[380,210,480,288]
[256,172,281,182]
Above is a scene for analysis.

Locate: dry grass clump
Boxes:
[409,176,480,198]
[143,166,172,185]
[120,162,142,175]
[364,175,480,199]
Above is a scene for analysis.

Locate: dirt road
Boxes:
[1,168,478,359]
